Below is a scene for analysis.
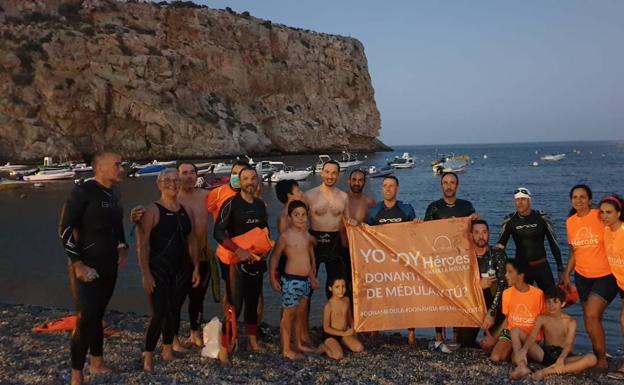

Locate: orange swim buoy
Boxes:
[558,284,580,308]
[32,315,117,336]
[224,304,238,353]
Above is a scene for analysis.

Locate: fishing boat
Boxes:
[314,151,364,173]
[127,164,166,177]
[0,163,29,172]
[23,169,76,182]
[366,166,394,178]
[265,163,313,183]
[71,163,93,172]
[432,159,467,175]
[387,153,415,169]
[540,154,566,161]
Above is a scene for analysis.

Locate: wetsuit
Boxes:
[145,203,192,352]
[424,197,475,343]
[310,230,347,299]
[424,198,475,221]
[187,237,217,332]
[498,209,563,290]
[366,200,416,225]
[214,194,268,339]
[457,246,508,347]
[58,180,126,371]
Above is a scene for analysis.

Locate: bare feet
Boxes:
[162,344,175,361]
[187,331,203,347]
[89,356,113,375]
[530,370,546,381]
[172,336,189,353]
[407,330,415,345]
[70,369,83,385]
[510,365,532,380]
[218,346,230,366]
[595,357,609,370]
[142,352,154,373]
[295,344,315,353]
[248,336,265,352]
[283,349,303,360]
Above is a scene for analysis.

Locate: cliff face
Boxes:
[0,0,385,161]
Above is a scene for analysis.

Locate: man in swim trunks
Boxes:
[424,171,479,353]
[305,160,350,299]
[496,187,564,290]
[59,152,127,385]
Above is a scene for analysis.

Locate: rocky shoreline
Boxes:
[0,303,619,385]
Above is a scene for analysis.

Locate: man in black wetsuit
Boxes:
[58,152,127,385]
[214,166,269,365]
[366,175,419,344]
[424,172,479,353]
[457,219,507,348]
[495,187,563,290]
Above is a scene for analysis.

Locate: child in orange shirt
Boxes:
[490,258,544,363]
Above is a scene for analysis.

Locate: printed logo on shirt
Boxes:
[317,233,332,244]
[432,235,453,252]
[245,219,261,224]
[101,201,111,208]
[516,224,538,230]
[379,218,404,223]
[571,226,599,248]
[509,303,535,325]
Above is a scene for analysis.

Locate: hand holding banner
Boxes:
[347,217,486,332]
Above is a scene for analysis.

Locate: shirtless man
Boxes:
[305,161,350,298]
[346,169,375,224]
[510,286,597,380]
[131,163,218,349]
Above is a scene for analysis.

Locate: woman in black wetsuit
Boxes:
[136,169,200,373]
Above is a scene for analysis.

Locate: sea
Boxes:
[1,140,623,354]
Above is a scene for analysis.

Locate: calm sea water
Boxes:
[1,141,623,353]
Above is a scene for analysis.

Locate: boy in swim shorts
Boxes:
[510,286,597,380]
[269,200,319,359]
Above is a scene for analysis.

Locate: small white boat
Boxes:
[195,162,213,169]
[212,162,232,174]
[314,151,364,172]
[10,168,38,177]
[255,161,279,175]
[366,166,394,178]
[71,163,93,172]
[432,159,467,175]
[23,169,76,181]
[388,153,415,169]
[74,177,95,185]
[540,154,565,161]
[532,161,539,167]
[132,160,177,169]
[263,162,312,183]
[0,163,29,172]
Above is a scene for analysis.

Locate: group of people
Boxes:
[58,151,624,384]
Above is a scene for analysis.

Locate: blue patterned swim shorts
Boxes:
[281,274,311,308]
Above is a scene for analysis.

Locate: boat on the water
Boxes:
[366,166,394,178]
[264,162,313,183]
[23,169,76,182]
[71,163,93,172]
[0,163,29,172]
[132,160,177,169]
[387,153,415,169]
[10,168,39,177]
[314,151,364,173]
[432,159,467,175]
[540,154,566,161]
[127,164,166,177]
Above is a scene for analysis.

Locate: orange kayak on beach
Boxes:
[32,315,118,336]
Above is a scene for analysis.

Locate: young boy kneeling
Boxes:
[510,286,597,380]
[269,200,319,359]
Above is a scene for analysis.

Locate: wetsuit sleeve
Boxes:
[58,186,87,263]
[542,212,564,271]
[213,197,239,252]
[115,194,126,245]
[424,203,435,221]
[497,214,512,246]
[489,249,508,316]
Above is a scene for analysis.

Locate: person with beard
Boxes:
[424,172,479,353]
[214,166,271,365]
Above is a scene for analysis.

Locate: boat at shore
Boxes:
[540,153,565,161]
[0,163,29,172]
[127,164,166,177]
[314,151,364,172]
[23,169,76,182]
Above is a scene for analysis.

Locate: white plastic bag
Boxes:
[200,316,222,358]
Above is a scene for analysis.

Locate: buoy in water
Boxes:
[532,161,539,167]
[483,154,488,159]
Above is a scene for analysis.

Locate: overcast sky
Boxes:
[195,0,623,145]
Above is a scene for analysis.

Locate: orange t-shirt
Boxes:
[502,285,544,338]
[566,209,611,278]
[205,184,237,221]
[605,224,624,290]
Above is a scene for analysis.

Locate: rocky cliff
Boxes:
[0,0,385,162]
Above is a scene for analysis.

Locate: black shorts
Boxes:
[575,271,617,304]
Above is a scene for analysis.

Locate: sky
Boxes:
[193,0,623,145]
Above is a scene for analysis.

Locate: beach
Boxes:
[1,302,620,385]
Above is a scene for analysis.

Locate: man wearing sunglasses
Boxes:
[495,187,563,290]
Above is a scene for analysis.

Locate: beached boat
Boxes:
[0,163,29,172]
[23,169,76,182]
[387,153,415,169]
[265,163,313,183]
[540,154,566,161]
[366,166,394,178]
[127,164,166,177]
